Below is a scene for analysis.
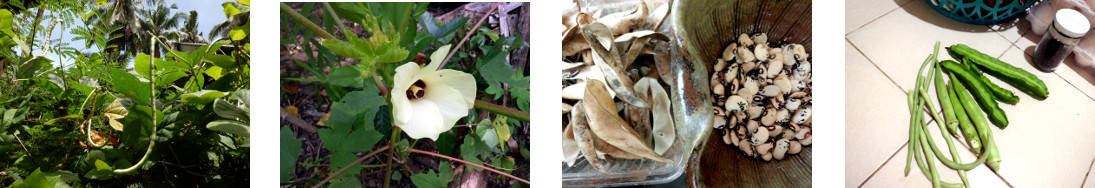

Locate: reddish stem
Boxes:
[407,148,530,184]
[312,145,392,188]
[438,2,501,71]
[373,72,387,96]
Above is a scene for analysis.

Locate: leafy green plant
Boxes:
[280,2,530,187]
[0,0,250,186]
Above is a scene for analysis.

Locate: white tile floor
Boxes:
[846,0,1095,187]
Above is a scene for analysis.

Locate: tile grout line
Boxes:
[848,36,912,187]
[1052,72,1095,103]
[1083,155,1095,187]
[858,141,910,187]
[855,35,1016,186]
[846,0,917,36]
[1003,28,1095,103]
[846,38,909,94]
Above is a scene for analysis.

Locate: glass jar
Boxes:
[1034,9,1090,72]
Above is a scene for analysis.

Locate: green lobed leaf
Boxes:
[324,66,364,88]
[280,126,301,184]
[409,161,454,188]
[460,135,486,171]
[476,41,530,105]
[316,89,386,179]
[321,90,382,132]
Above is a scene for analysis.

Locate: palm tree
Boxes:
[87,0,146,65]
[209,2,248,42]
[139,0,185,57]
[177,10,207,43]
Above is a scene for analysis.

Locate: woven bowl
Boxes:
[670,0,813,187]
[926,0,1039,25]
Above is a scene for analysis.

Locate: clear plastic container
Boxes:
[1034,9,1090,72]
[561,0,709,187]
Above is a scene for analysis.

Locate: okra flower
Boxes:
[391,45,476,140]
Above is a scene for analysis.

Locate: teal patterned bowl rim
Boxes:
[926,0,1039,25]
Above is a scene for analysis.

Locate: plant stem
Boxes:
[323,2,354,40]
[474,100,529,122]
[374,72,388,96]
[312,144,391,188]
[18,19,62,71]
[115,32,159,174]
[12,132,40,168]
[407,148,530,184]
[383,127,399,188]
[438,2,501,71]
[281,3,337,40]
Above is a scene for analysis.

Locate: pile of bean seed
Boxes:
[710,33,812,161]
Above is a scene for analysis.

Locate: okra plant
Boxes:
[279,2,530,187]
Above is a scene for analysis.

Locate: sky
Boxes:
[43,0,234,68]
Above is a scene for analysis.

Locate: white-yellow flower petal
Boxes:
[402,100,444,140]
[422,69,476,106]
[391,62,420,126]
[390,44,477,141]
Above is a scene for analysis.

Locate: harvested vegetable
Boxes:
[907,42,1017,187]
[561,1,676,175]
[711,32,811,161]
[941,60,1009,128]
[947,44,1048,99]
[965,61,1019,104]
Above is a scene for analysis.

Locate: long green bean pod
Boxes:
[964,59,1019,104]
[927,42,960,136]
[934,60,959,135]
[941,60,1009,128]
[916,118,964,188]
[906,89,918,176]
[952,72,1002,171]
[927,78,971,187]
[916,112,990,170]
[948,78,981,153]
[948,43,1048,99]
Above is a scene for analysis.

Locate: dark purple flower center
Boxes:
[406,80,427,100]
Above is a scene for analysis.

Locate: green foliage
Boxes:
[206,89,249,139]
[0,1,251,185]
[7,168,70,188]
[323,66,365,88]
[279,126,300,184]
[460,130,488,171]
[474,34,530,111]
[281,2,529,187]
[319,13,409,68]
[409,161,454,188]
[317,90,385,185]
